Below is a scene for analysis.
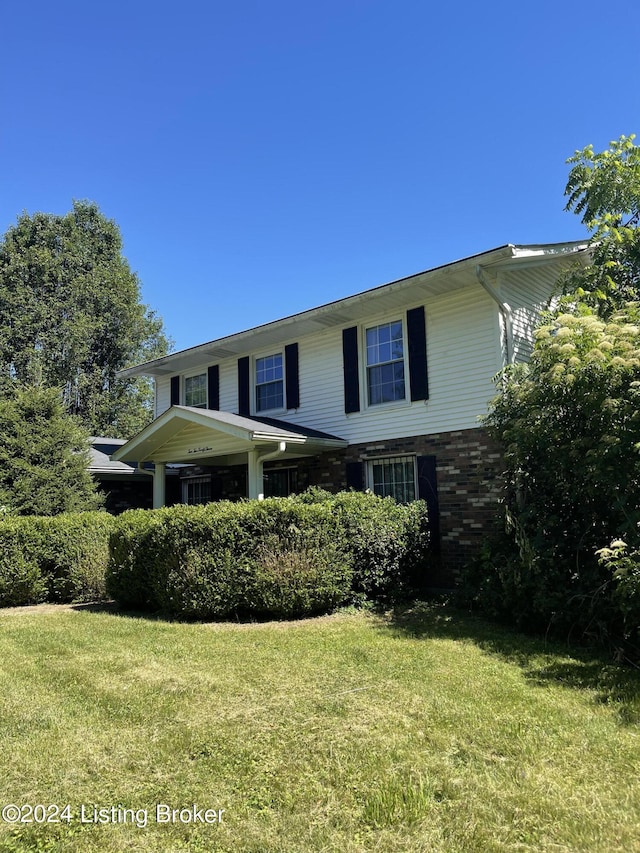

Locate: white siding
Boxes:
[156,376,171,417]
[290,289,499,442]
[154,285,500,442]
[499,267,558,364]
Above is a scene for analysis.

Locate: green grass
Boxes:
[0,601,639,852]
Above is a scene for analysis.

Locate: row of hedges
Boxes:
[106,492,430,620]
[0,512,114,606]
[0,492,430,618]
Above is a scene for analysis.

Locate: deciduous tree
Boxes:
[466,135,640,651]
[0,201,171,437]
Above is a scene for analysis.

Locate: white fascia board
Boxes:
[119,241,588,380]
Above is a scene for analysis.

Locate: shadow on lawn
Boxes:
[69,600,168,622]
[382,599,640,726]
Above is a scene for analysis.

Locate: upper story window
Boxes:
[256,353,283,412]
[366,320,405,405]
[185,373,207,408]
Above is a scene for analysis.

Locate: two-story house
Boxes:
[113,241,588,578]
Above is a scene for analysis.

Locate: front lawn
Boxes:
[0,603,638,852]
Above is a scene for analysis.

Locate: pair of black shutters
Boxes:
[237,343,299,416]
[342,305,428,413]
[170,343,300,415]
[346,454,440,552]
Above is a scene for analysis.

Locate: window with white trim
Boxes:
[365,320,405,405]
[256,353,283,412]
[368,456,416,503]
[184,373,207,408]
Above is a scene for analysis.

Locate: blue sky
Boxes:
[3,1,639,352]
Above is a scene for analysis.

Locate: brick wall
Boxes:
[290,426,504,585]
[177,426,504,586]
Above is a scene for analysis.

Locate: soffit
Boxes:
[120,241,588,378]
[112,407,347,464]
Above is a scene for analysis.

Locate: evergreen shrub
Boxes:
[0,512,113,606]
[293,489,430,603]
[107,491,431,619]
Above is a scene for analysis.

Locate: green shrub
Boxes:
[293,490,430,604]
[249,530,352,619]
[107,499,354,620]
[0,512,113,607]
[151,502,257,619]
[0,519,46,606]
[106,507,172,610]
[597,536,640,653]
[38,513,113,602]
[106,492,431,620]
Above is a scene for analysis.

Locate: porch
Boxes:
[111,406,348,508]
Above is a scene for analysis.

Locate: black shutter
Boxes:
[170,375,180,406]
[285,343,299,410]
[407,306,429,401]
[346,461,364,491]
[342,327,360,413]
[417,455,440,552]
[207,365,219,411]
[210,474,223,500]
[237,357,250,416]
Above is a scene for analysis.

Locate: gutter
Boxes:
[475,264,514,366]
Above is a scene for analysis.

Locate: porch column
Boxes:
[153,462,166,508]
[247,450,263,500]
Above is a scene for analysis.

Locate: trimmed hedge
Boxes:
[107,500,352,619]
[0,512,114,607]
[107,491,431,620]
[0,492,431,618]
[294,489,430,603]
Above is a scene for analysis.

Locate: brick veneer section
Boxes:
[283,427,503,585]
[183,427,503,586]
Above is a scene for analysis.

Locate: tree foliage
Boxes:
[0,386,103,516]
[465,135,640,652]
[562,134,640,318]
[0,201,170,437]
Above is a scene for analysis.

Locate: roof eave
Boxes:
[119,240,589,379]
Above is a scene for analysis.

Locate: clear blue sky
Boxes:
[3,1,639,353]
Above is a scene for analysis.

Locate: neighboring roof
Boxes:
[118,240,589,379]
[88,442,138,476]
[112,406,347,464]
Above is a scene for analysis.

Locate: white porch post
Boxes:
[247,450,263,500]
[153,462,166,508]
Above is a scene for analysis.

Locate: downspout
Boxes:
[475,264,514,366]
[248,441,288,500]
[137,462,166,509]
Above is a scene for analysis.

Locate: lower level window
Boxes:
[368,456,416,503]
[182,476,211,505]
[264,467,298,498]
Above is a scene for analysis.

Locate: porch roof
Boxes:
[111,406,347,465]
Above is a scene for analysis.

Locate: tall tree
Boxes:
[466,134,640,649]
[0,201,171,437]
